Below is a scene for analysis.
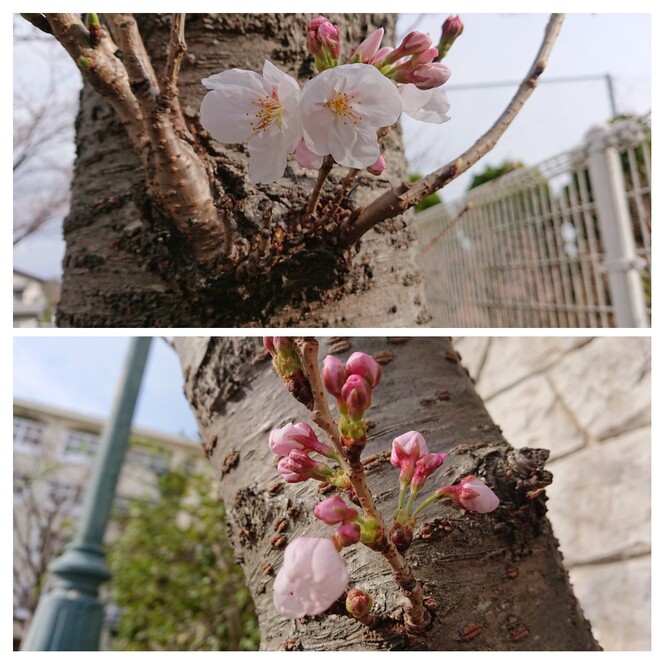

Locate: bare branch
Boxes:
[162,14,187,113]
[44,13,232,263]
[103,13,159,113]
[341,13,565,247]
[44,13,148,157]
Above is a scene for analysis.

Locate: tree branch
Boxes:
[162,14,187,114]
[44,13,233,264]
[103,13,159,113]
[341,13,565,247]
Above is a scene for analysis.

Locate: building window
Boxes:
[127,446,171,476]
[62,430,100,462]
[13,417,45,453]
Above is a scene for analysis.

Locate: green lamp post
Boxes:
[21,337,152,650]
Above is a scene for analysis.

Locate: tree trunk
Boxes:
[56,14,428,328]
[174,336,600,651]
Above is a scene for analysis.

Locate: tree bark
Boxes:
[56,14,428,328]
[174,336,600,651]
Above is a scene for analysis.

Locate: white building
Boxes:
[13,397,207,649]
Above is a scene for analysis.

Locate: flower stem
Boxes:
[411,491,440,517]
[305,156,334,216]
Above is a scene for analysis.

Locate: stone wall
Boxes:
[454,337,651,651]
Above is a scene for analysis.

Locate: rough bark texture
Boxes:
[56,14,428,328]
[175,336,600,651]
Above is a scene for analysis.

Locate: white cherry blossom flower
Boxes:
[399,83,451,124]
[299,63,402,169]
[200,61,302,184]
[273,537,348,618]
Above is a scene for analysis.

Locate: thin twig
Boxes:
[294,337,430,634]
[341,13,565,247]
[306,156,334,216]
[103,13,159,113]
[320,168,360,223]
[162,14,187,110]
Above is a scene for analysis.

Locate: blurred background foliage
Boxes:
[109,471,259,651]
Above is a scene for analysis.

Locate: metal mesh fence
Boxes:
[416,115,651,328]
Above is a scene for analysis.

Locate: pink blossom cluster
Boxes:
[200,16,456,184]
[322,351,382,422]
[270,422,334,484]
[268,343,501,623]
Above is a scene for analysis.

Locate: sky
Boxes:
[13,336,201,440]
[11,12,652,280]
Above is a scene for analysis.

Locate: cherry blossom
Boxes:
[314,496,359,525]
[399,84,451,123]
[390,431,429,482]
[437,475,500,513]
[299,63,402,169]
[200,60,301,184]
[345,352,382,388]
[411,452,447,491]
[340,374,372,418]
[277,449,331,483]
[273,537,348,618]
[322,355,347,397]
[294,138,324,170]
[269,422,332,457]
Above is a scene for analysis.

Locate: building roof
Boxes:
[13,397,199,450]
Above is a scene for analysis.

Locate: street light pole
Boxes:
[21,338,152,650]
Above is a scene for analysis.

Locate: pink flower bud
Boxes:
[401,31,433,54]
[410,46,440,67]
[346,589,373,618]
[411,452,447,491]
[295,138,324,170]
[269,422,332,457]
[307,16,341,65]
[390,431,428,482]
[411,62,451,90]
[273,537,348,618]
[366,154,387,176]
[345,352,382,388]
[340,374,372,418]
[371,46,394,65]
[263,336,276,355]
[437,15,464,59]
[335,523,361,548]
[350,27,384,63]
[314,496,359,525]
[322,355,347,397]
[273,336,294,352]
[277,449,331,483]
[384,31,433,64]
[437,475,500,513]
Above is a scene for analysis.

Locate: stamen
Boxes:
[249,94,283,133]
[325,91,361,124]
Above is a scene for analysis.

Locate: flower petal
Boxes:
[399,84,451,123]
[200,86,260,143]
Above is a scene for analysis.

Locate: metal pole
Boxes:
[21,338,152,650]
[586,125,648,328]
[605,73,618,118]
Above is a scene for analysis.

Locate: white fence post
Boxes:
[586,123,649,327]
